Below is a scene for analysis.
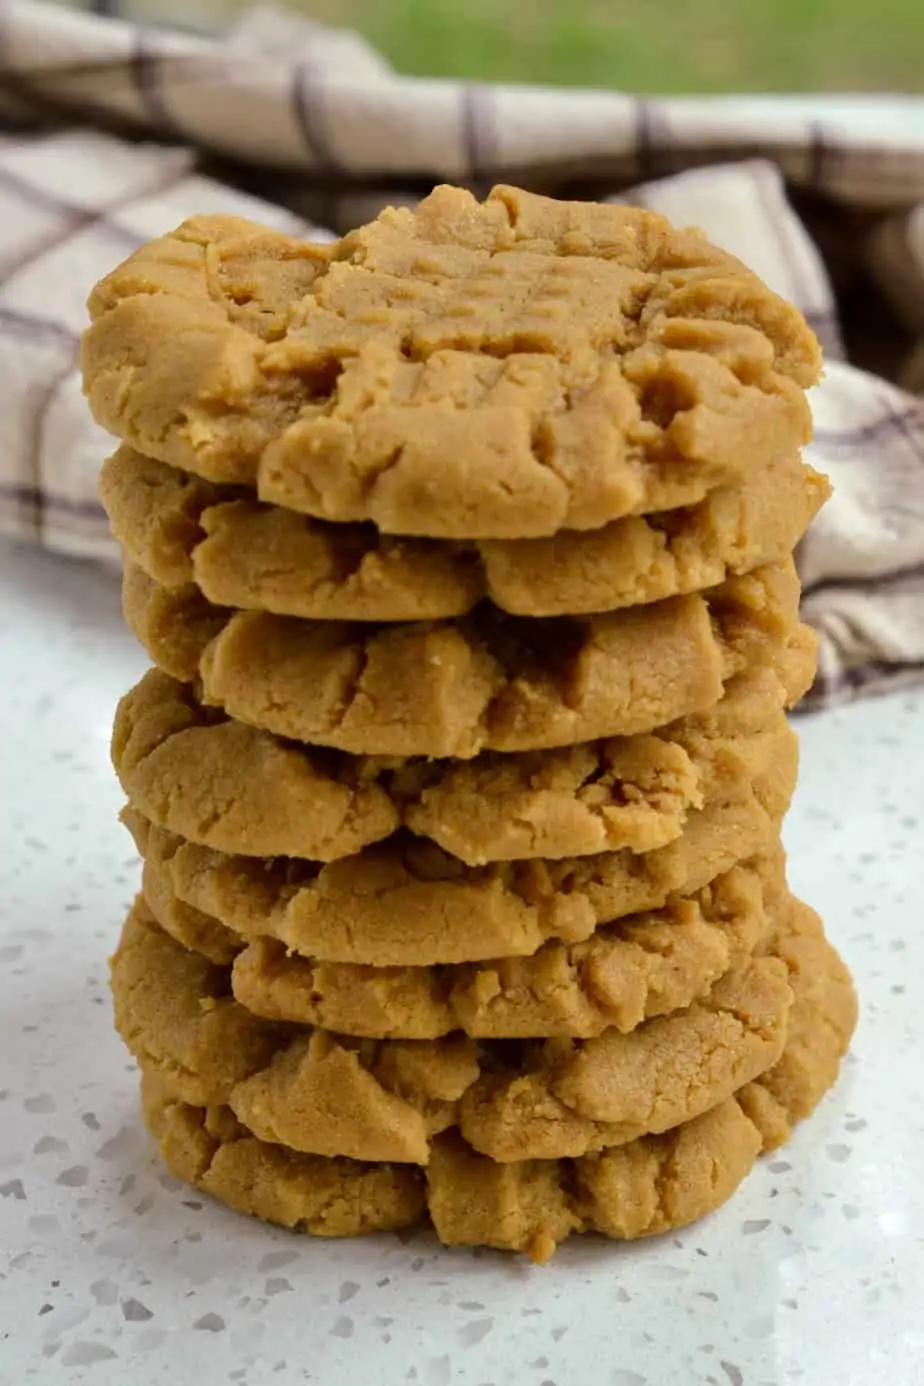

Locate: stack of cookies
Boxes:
[83,185,857,1261]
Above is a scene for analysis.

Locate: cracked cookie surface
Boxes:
[114,897,793,1164]
[137,847,785,1039]
[113,663,798,863]
[138,898,855,1258]
[102,445,828,619]
[82,185,819,539]
[124,757,791,966]
[226,856,784,1041]
[122,559,810,757]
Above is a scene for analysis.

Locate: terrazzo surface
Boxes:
[1,537,922,1386]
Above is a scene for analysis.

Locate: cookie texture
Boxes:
[102,445,828,619]
[140,850,240,965]
[113,668,395,862]
[124,749,792,966]
[142,1072,426,1238]
[83,187,819,539]
[114,897,793,1164]
[122,559,808,756]
[139,898,855,1258]
[110,903,286,1109]
[113,663,797,863]
[101,448,483,622]
[476,454,828,616]
[95,182,846,1264]
[214,855,782,1040]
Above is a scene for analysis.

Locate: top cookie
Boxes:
[82,186,820,540]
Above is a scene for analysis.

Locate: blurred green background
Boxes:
[299,0,924,91]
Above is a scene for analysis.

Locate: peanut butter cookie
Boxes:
[83,186,819,539]
[102,445,827,619]
[122,560,809,756]
[226,857,783,1041]
[138,899,855,1258]
[114,898,793,1164]
[123,769,789,966]
[142,1072,426,1238]
[113,664,796,863]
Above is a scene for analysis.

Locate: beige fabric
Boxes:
[2,1,924,706]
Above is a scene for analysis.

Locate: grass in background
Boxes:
[301,0,924,92]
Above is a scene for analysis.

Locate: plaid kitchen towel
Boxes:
[1,1,924,708]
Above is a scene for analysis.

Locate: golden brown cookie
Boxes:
[140,1074,750,1255]
[227,855,782,1040]
[735,901,860,1151]
[124,753,790,966]
[114,898,792,1164]
[141,849,785,1038]
[100,448,483,622]
[478,455,828,617]
[102,445,827,619]
[432,896,855,1254]
[427,1098,760,1259]
[138,899,855,1258]
[140,849,240,965]
[452,953,791,1162]
[141,1073,426,1238]
[114,663,797,863]
[112,668,394,863]
[122,559,808,757]
[83,187,819,539]
[110,903,286,1109]
[398,664,801,864]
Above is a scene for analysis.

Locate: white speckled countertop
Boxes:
[1,535,923,1386]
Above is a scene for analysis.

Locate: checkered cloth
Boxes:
[2,1,924,708]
